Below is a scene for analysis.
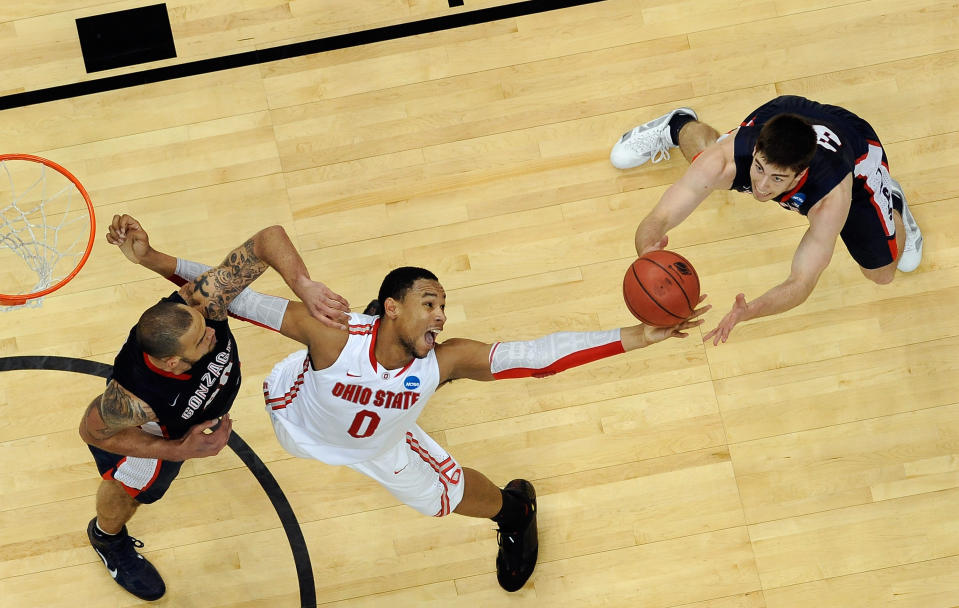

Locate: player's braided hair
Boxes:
[366,267,439,316]
[136,301,195,358]
[755,113,817,174]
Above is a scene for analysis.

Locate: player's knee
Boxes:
[864,267,896,285]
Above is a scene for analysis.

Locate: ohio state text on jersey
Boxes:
[263,314,441,465]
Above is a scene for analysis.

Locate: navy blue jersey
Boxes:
[110,291,241,440]
[731,95,883,214]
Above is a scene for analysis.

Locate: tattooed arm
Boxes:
[78,380,231,460]
[179,225,348,327]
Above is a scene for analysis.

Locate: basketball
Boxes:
[622,250,700,327]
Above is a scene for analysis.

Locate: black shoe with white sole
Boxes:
[87,518,165,601]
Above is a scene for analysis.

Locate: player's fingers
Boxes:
[315,312,347,332]
[327,292,350,308]
[689,304,712,319]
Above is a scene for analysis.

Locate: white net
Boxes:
[0,156,94,310]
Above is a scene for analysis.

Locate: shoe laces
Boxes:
[496,528,524,570]
[112,535,147,569]
[625,125,674,164]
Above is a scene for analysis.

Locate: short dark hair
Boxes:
[366,267,439,316]
[755,113,817,174]
[136,301,194,358]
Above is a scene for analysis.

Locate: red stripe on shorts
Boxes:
[264,357,310,410]
[405,432,452,517]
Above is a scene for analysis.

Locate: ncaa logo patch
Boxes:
[404,376,421,390]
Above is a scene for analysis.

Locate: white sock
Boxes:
[95,519,118,536]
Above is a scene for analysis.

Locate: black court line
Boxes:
[0,355,317,608]
[0,0,606,110]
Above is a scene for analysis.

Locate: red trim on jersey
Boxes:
[491,340,626,380]
[776,170,810,204]
[264,356,310,410]
[366,318,415,378]
[367,318,381,370]
[142,352,191,379]
[349,322,374,336]
[405,432,458,517]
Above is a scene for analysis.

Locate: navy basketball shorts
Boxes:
[841,135,902,270]
[89,444,183,504]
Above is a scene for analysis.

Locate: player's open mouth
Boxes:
[424,328,440,348]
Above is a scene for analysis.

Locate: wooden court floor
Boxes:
[1,0,958,606]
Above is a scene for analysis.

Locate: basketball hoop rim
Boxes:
[0,153,96,306]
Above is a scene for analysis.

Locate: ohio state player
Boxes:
[263,267,708,592]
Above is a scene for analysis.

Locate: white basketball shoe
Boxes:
[891,179,923,272]
[610,108,698,169]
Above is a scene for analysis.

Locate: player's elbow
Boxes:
[261,225,288,239]
[78,420,94,445]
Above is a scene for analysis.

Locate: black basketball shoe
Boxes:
[87,518,166,601]
[495,479,538,592]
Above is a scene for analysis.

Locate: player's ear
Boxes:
[383,297,400,319]
[158,355,182,371]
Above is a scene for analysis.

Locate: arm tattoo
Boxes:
[96,381,157,436]
[196,239,268,320]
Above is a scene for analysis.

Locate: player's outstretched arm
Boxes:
[437,298,709,383]
[105,214,177,276]
[703,178,850,345]
[182,225,350,328]
[635,146,729,256]
[78,380,231,460]
[108,214,349,328]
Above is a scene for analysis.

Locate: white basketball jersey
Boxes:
[263,314,441,465]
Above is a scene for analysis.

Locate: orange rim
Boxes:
[0,153,96,306]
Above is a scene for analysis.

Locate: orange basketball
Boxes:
[623,250,700,327]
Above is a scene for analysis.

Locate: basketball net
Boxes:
[0,154,95,310]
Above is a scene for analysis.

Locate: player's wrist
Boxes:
[289,273,315,297]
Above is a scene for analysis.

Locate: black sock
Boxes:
[491,488,530,530]
[668,112,696,146]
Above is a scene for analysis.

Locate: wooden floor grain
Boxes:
[1,0,957,605]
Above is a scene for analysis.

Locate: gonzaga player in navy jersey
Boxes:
[609,95,923,344]
[78,215,350,602]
